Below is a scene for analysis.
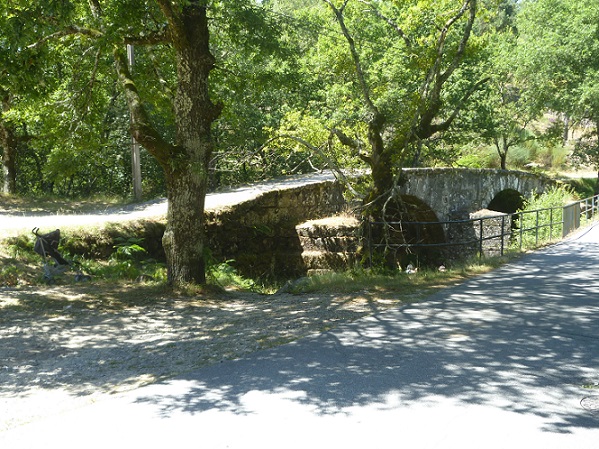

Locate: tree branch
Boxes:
[27,25,103,49]
[113,47,179,166]
[264,134,363,198]
[124,28,170,46]
[155,0,185,46]
[359,1,411,47]
[87,0,103,19]
[440,0,476,84]
[330,128,372,164]
[330,127,359,150]
[420,0,475,101]
[323,0,381,121]
[424,76,489,137]
[412,0,477,140]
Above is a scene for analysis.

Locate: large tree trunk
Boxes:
[161,3,221,285]
[115,2,221,285]
[163,166,209,284]
[364,115,394,220]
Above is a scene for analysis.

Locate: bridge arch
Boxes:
[487,189,525,214]
[400,194,446,241]
[394,194,447,267]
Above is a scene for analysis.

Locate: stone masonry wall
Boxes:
[444,209,512,260]
[400,168,556,222]
[57,169,554,280]
[205,179,346,279]
[468,209,512,257]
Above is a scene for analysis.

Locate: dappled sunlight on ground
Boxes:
[124,230,599,441]
[0,281,407,431]
[1,226,598,446]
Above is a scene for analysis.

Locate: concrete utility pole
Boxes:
[127,44,143,201]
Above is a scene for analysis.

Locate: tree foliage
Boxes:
[515,0,599,184]
[262,0,487,220]
[0,0,289,285]
[1,0,599,282]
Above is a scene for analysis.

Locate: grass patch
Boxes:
[280,256,515,297]
[0,225,168,287]
[0,240,40,286]
[0,227,264,292]
[513,186,581,251]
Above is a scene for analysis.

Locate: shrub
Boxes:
[515,186,576,248]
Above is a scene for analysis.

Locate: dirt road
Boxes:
[0,172,337,238]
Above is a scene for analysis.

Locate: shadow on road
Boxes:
[134,236,599,434]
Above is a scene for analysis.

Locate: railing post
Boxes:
[500,214,505,256]
[368,219,373,268]
[549,208,553,241]
[519,211,524,250]
[563,202,581,237]
[535,210,539,246]
[585,197,590,224]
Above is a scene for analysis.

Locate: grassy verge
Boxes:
[0,225,167,287]
[562,176,597,199]
[280,255,516,296]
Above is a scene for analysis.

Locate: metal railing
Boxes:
[365,195,599,266]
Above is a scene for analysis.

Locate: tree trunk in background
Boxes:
[0,119,17,195]
[495,135,508,170]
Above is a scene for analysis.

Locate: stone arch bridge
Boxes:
[206,168,556,278]
[397,167,556,222]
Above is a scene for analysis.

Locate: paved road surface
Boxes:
[0,172,337,237]
[1,224,598,447]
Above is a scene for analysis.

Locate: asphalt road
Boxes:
[1,225,599,448]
